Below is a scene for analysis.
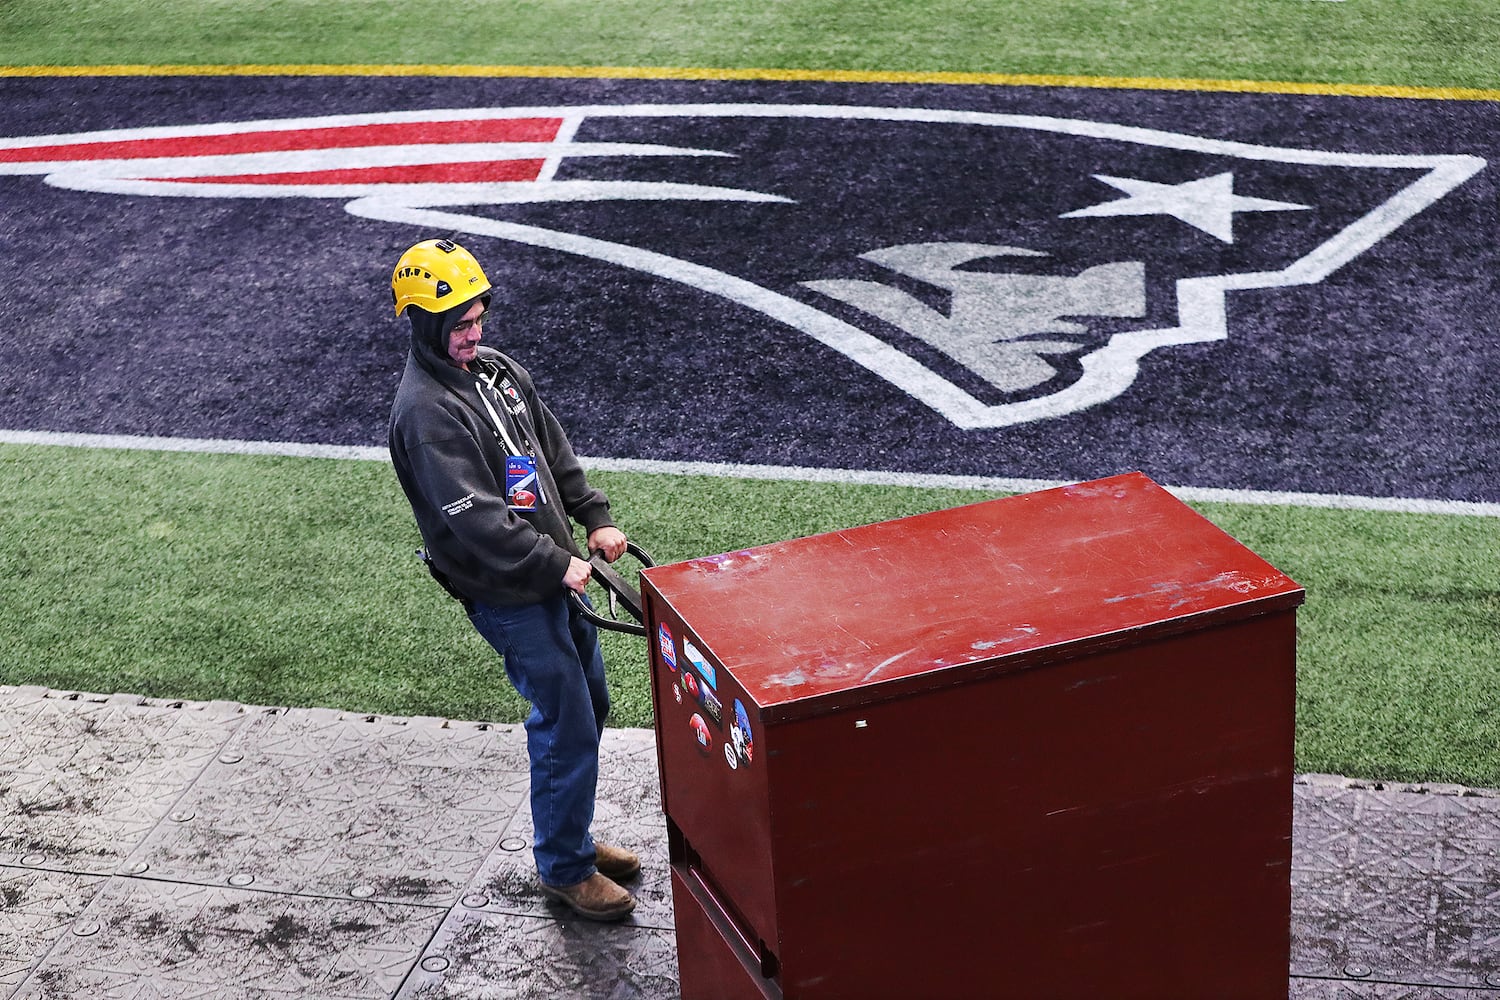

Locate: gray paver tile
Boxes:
[1294,781,1500,885]
[398,906,678,1000]
[1291,978,1500,999]
[1291,789,1500,991]
[12,876,446,1000]
[0,693,245,873]
[119,709,531,905]
[0,866,105,990]
[5,694,1500,996]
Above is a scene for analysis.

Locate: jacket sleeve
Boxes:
[401,410,574,592]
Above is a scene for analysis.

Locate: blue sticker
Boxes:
[731,699,754,767]
[684,640,717,690]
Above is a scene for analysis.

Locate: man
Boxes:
[387,237,639,921]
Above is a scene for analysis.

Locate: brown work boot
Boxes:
[594,842,641,882]
[539,872,636,921]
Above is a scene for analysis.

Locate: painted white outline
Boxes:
[1,103,1486,431]
[53,177,792,204]
[2,428,1494,517]
[538,116,586,183]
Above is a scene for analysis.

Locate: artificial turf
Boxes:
[2,443,1495,785]
[1,1,1498,93]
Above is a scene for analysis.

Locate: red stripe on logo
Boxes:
[0,118,564,163]
[155,159,547,185]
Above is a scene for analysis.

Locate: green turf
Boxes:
[1,443,1495,785]
[1,0,1498,90]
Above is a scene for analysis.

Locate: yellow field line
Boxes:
[2,63,1498,101]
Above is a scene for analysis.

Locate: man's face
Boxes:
[447,299,486,368]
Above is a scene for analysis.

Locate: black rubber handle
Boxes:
[567,541,654,636]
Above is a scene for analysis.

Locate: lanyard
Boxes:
[475,378,526,456]
[473,375,547,506]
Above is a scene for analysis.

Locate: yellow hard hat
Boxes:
[391,239,492,317]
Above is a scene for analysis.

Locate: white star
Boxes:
[1060,171,1310,243]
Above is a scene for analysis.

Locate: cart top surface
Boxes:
[641,472,1304,716]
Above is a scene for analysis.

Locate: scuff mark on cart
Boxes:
[859,647,917,683]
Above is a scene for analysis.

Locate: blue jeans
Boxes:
[469,593,610,887]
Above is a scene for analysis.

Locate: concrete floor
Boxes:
[2,685,1497,998]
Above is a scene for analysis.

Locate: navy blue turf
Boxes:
[1,75,1494,502]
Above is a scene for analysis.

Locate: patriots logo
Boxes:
[1,104,1481,430]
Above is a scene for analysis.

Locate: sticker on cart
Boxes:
[731,699,755,767]
[657,623,677,671]
[689,714,712,754]
[684,640,717,690]
[698,684,724,729]
[724,743,738,770]
[672,684,682,705]
[681,671,700,700]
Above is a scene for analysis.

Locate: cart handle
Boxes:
[568,540,654,636]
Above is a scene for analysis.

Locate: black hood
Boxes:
[406,292,491,382]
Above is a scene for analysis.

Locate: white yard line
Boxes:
[3,428,1496,518]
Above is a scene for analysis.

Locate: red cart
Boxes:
[642,472,1304,999]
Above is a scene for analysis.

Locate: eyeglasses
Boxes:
[452,310,489,336]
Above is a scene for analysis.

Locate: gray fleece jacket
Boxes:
[388,299,614,607]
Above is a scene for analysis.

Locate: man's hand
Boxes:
[563,555,593,594]
[587,526,628,563]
